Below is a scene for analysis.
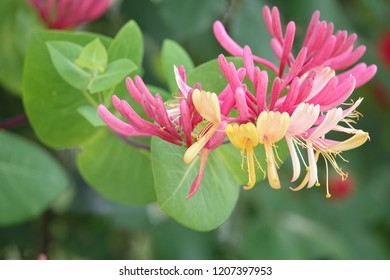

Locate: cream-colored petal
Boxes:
[244,145,257,190]
[257,111,290,143]
[309,108,342,139]
[306,143,318,188]
[226,123,258,149]
[289,103,320,135]
[329,130,369,152]
[301,66,335,101]
[192,89,221,124]
[183,124,218,164]
[286,135,301,182]
[264,141,281,189]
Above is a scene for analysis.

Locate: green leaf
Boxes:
[88,59,137,94]
[23,31,111,148]
[108,20,143,68]
[0,0,42,96]
[147,85,172,100]
[161,39,194,93]
[46,41,90,91]
[0,131,69,226]
[77,129,156,204]
[215,144,248,184]
[78,105,106,127]
[75,38,108,73]
[151,137,239,231]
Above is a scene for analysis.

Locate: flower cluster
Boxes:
[27,0,111,29]
[98,6,376,198]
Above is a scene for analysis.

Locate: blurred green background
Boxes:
[1,0,390,259]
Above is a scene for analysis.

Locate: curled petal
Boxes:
[183,124,218,164]
[308,108,343,139]
[289,103,320,135]
[257,111,290,144]
[174,65,191,98]
[192,90,221,124]
[327,130,369,152]
[286,135,301,182]
[306,143,318,188]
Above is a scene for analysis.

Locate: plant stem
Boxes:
[117,134,151,151]
[82,90,99,107]
[0,113,28,130]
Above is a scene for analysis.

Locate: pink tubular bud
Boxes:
[213,21,244,56]
[235,87,251,121]
[279,21,296,76]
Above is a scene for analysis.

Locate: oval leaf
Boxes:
[108,20,143,68]
[0,131,69,226]
[75,38,108,73]
[23,31,110,148]
[89,58,137,94]
[77,129,156,205]
[151,137,239,231]
[77,105,106,127]
[46,41,90,91]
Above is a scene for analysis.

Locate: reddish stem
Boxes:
[0,114,28,130]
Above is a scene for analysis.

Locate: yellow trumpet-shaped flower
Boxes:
[184,89,221,164]
[226,123,260,190]
[257,111,290,189]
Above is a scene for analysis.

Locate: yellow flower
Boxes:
[257,111,290,189]
[183,89,221,164]
[225,123,260,190]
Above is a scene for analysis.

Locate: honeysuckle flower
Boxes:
[225,123,260,190]
[213,6,377,91]
[257,111,290,189]
[27,0,111,29]
[289,99,369,197]
[212,2,379,196]
[183,89,222,164]
[217,42,372,196]
[99,66,234,199]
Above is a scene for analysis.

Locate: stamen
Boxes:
[294,138,309,169]
[254,150,266,178]
[197,122,214,140]
[324,155,331,198]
